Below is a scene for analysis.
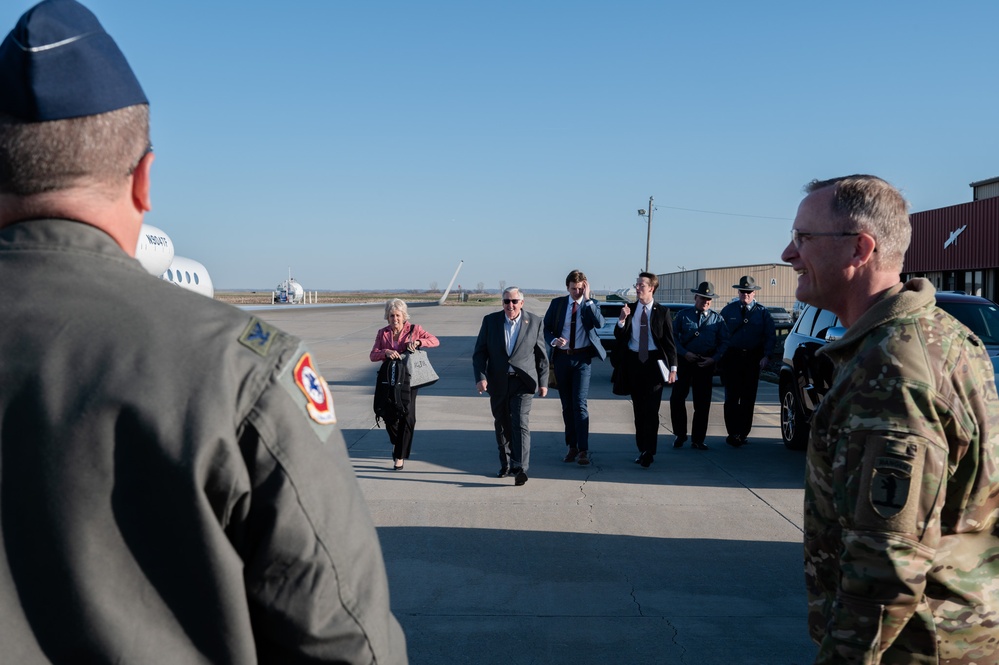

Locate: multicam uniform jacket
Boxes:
[805,278,999,664]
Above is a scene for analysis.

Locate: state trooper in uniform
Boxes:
[669,282,730,450]
[719,276,776,447]
[0,2,406,662]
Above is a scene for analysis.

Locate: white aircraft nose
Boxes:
[136,223,175,276]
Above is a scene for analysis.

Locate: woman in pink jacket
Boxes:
[370,298,440,469]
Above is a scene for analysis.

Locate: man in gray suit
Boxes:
[473,287,549,486]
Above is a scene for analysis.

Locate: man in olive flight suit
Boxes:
[0,2,406,663]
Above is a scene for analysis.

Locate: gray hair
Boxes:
[0,104,150,197]
[805,174,911,271]
[502,286,522,300]
[384,298,409,321]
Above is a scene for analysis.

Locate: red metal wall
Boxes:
[905,198,999,272]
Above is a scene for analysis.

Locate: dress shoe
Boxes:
[393,458,404,470]
[726,436,745,448]
[634,455,643,464]
[673,436,687,449]
[692,441,708,450]
[497,467,510,478]
[577,450,590,466]
[563,447,578,463]
[514,470,529,486]
[640,452,653,468]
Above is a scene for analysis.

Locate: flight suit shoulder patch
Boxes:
[239,317,279,356]
[277,349,337,441]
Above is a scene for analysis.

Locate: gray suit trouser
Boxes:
[490,373,534,471]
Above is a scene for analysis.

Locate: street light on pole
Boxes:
[637,196,653,273]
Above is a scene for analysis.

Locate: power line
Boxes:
[656,205,791,221]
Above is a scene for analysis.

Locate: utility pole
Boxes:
[637,196,654,272]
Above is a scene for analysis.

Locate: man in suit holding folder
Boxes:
[473,286,549,485]
[543,269,606,466]
[612,272,678,468]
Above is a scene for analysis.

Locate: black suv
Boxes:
[779,292,999,450]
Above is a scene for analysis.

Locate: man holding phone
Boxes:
[543,270,606,465]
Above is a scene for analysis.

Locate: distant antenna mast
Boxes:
[439,260,464,305]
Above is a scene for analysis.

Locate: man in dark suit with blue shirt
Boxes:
[473,287,549,485]
[612,272,678,468]
[543,269,606,466]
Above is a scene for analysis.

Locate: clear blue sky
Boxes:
[5,0,998,292]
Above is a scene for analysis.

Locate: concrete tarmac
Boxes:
[255,299,817,665]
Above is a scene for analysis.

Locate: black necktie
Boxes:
[741,304,747,321]
[569,302,578,350]
[639,306,649,362]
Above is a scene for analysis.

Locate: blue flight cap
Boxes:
[0,0,147,121]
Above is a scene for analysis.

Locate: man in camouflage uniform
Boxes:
[781,174,999,664]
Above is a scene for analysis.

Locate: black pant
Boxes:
[623,350,665,456]
[721,349,762,439]
[387,386,419,459]
[670,357,714,444]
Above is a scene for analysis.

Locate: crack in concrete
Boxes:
[629,581,645,617]
[665,617,686,663]
[576,462,600,525]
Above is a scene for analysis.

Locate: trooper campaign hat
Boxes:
[0,0,147,121]
[690,281,718,298]
[733,275,762,291]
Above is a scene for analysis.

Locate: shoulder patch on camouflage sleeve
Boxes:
[870,457,913,518]
[239,317,278,356]
[856,433,925,533]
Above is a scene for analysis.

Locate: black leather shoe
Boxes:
[673,436,687,449]
[577,451,590,465]
[640,453,653,468]
[563,448,578,463]
[692,441,708,450]
[497,467,510,478]
[726,436,745,448]
[514,471,529,486]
